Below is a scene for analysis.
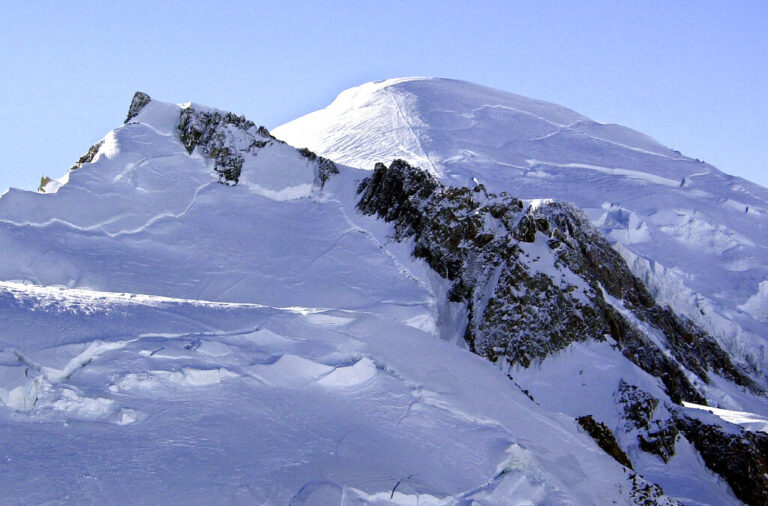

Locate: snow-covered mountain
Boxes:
[0,85,765,504]
[0,92,665,505]
[275,78,768,386]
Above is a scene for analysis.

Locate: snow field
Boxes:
[0,282,638,504]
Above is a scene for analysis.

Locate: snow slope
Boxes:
[0,95,665,504]
[275,77,768,384]
[2,281,645,504]
[350,157,767,505]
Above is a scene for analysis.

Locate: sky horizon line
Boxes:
[2,2,766,191]
[30,75,766,191]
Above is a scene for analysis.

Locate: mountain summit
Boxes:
[276,77,768,386]
[0,84,766,504]
[274,77,669,181]
[0,91,658,504]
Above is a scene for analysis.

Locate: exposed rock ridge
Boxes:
[357,159,768,502]
[297,147,339,188]
[176,106,337,187]
[125,91,151,123]
[531,201,759,393]
[70,140,104,172]
[178,107,260,185]
[356,160,758,404]
[576,415,633,469]
[616,381,768,505]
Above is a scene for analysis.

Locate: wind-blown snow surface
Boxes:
[0,98,654,503]
[275,77,768,385]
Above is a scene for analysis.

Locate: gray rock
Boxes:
[125,91,151,123]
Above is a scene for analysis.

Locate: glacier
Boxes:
[0,81,765,504]
[275,77,768,385]
[0,93,670,504]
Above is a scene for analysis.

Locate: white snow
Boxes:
[0,94,651,504]
[739,280,768,322]
[510,340,741,505]
[682,401,768,433]
[271,78,768,504]
[275,77,768,383]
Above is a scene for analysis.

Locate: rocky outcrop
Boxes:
[616,380,660,430]
[615,381,768,505]
[70,140,104,171]
[174,105,340,189]
[125,91,151,123]
[356,160,756,404]
[528,201,760,395]
[576,415,633,469]
[615,381,679,463]
[573,415,677,505]
[177,107,264,185]
[37,175,52,193]
[677,417,768,505]
[297,147,338,188]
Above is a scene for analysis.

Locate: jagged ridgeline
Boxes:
[357,159,768,503]
[16,87,768,504]
[616,380,768,504]
[125,91,338,187]
[356,160,759,403]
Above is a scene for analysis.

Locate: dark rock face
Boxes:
[177,108,264,185]
[70,141,104,171]
[528,202,760,396]
[356,160,755,404]
[357,158,768,502]
[615,381,768,504]
[175,106,339,189]
[637,421,679,464]
[648,307,754,390]
[297,147,338,188]
[616,380,660,430]
[576,415,633,469]
[677,417,768,505]
[125,91,151,123]
[615,380,679,464]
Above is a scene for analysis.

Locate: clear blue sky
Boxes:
[2,1,767,191]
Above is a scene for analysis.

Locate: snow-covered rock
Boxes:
[0,92,667,504]
[275,77,768,384]
[354,159,768,504]
[1,85,765,504]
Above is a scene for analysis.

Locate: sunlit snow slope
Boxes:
[275,77,768,384]
[0,95,662,504]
